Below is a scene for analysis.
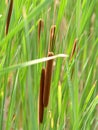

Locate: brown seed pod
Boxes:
[38,19,44,43]
[49,25,56,52]
[43,52,54,107]
[39,68,45,123]
[5,0,13,35]
[70,39,78,61]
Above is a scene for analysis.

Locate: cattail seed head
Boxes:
[5,0,13,35]
[43,52,54,107]
[38,19,44,43]
[49,25,56,52]
[70,39,78,61]
[39,68,45,124]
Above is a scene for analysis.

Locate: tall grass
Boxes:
[0,0,98,130]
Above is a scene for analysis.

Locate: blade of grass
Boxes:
[0,54,68,75]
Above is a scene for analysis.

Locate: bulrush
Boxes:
[5,0,13,35]
[39,68,45,124]
[49,25,56,52]
[43,52,54,107]
[38,19,44,43]
[70,38,78,61]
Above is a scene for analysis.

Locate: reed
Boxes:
[43,52,54,107]
[5,0,13,35]
[39,68,45,123]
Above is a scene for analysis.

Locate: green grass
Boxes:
[0,0,98,130]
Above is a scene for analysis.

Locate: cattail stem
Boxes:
[43,52,54,107]
[5,0,13,35]
[38,19,44,43]
[39,68,45,124]
[49,25,56,52]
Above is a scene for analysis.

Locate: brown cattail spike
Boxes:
[49,25,56,52]
[43,52,54,107]
[38,19,44,43]
[5,0,13,35]
[70,39,78,61]
[39,68,45,124]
